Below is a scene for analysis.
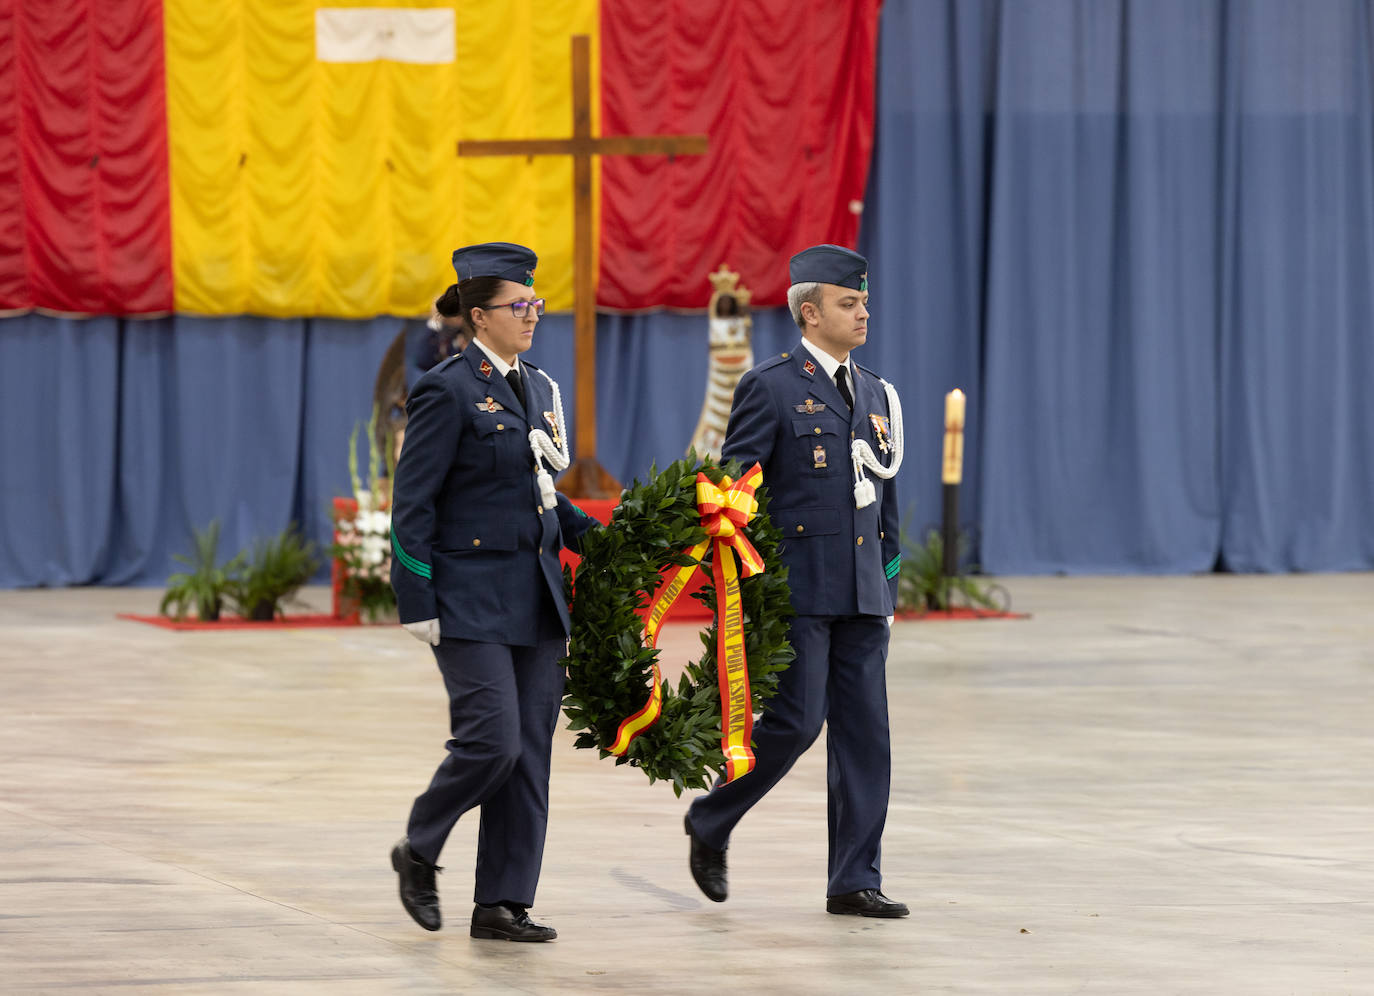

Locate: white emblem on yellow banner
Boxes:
[315,8,455,64]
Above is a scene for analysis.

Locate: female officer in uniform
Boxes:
[387,242,592,941]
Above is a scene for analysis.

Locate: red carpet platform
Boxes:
[117,613,368,631]
[895,608,1029,621]
[119,607,1028,630]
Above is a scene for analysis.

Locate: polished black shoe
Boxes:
[684,813,727,902]
[390,838,441,931]
[826,888,909,918]
[470,903,557,942]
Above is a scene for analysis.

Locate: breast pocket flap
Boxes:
[437,521,518,552]
[773,506,841,537]
[470,412,514,438]
[791,418,842,439]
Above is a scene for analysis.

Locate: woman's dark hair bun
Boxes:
[435,283,462,317]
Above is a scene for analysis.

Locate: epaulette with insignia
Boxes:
[753,354,791,372]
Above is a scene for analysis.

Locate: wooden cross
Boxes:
[458,35,708,499]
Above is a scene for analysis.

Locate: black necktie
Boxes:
[834,365,854,410]
[506,368,526,410]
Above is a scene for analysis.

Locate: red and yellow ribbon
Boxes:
[608,464,766,782]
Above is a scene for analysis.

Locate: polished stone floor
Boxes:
[1,575,1371,994]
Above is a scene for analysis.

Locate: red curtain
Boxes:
[0,0,172,315]
[597,0,880,310]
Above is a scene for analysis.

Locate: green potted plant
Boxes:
[896,526,1004,614]
[225,524,322,621]
[159,520,243,621]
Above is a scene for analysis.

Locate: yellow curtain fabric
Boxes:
[165,0,597,317]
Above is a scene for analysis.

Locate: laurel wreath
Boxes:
[560,456,794,796]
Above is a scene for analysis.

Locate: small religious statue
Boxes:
[371,308,471,470]
[687,264,754,460]
[371,324,412,474]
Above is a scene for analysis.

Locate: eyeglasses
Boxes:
[482,298,545,318]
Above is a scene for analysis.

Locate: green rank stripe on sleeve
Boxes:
[885,555,901,580]
[391,528,432,580]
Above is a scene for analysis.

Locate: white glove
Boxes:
[886,615,894,627]
[403,618,440,645]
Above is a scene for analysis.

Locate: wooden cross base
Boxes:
[558,457,623,500]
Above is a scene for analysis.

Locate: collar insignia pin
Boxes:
[802,359,816,376]
[479,359,493,377]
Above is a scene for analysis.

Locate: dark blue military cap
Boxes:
[451,242,538,286]
[788,244,868,291]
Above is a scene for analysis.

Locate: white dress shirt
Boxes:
[800,337,853,391]
[469,336,521,379]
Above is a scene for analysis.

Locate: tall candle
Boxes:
[945,389,965,429]
[942,389,965,484]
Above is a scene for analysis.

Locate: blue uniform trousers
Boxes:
[687,614,892,896]
[406,634,567,907]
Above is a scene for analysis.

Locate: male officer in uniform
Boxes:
[683,244,907,918]
[388,242,593,940]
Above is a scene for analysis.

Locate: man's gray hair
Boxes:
[786,281,823,330]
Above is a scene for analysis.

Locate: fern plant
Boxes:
[159,520,243,621]
[224,525,321,621]
[896,526,1003,613]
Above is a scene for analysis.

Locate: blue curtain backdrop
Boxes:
[0,309,802,587]
[3,0,1374,587]
[860,0,1374,574]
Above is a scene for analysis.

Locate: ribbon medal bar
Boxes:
[869,413,891,453]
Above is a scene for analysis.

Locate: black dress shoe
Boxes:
[684,813,728,902]
[826,889,909,918]
[390,838,441,931]
[470,903,557,942]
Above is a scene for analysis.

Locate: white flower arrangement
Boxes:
[332,407,399,621]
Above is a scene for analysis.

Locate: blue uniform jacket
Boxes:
[389,349,592,644]
[721,343,900,617]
